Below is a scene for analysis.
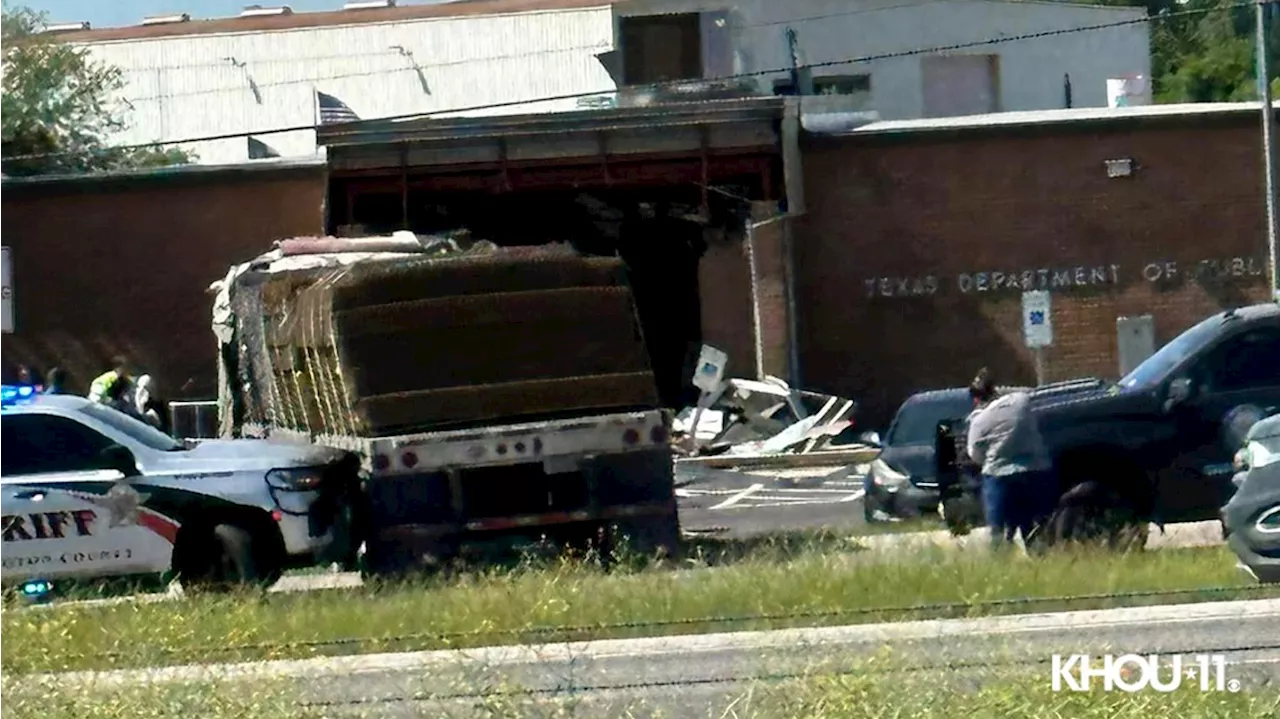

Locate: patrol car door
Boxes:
[1158,326,1280,523]
[0,413,160,578]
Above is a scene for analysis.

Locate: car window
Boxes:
[1,414,115,477]
[1118,313,1223,390]
[1202,327,1280,393]
[886,396,975,446]
[78,403,183,452]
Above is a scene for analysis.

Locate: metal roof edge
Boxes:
[318,97,787,148]
[57,0,616,44]
[832,101,1271,139]
[1,156,327,189]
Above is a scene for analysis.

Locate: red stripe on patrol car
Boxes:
[138,510,180,544]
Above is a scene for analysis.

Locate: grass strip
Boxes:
[3,544,1274,675]
[751,668,1280,719]
[1,675,312,719]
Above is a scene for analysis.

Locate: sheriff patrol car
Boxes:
[1,385,359,594]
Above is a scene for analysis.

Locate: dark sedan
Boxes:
[1223,460,1280,583]
[863,388,1022,523]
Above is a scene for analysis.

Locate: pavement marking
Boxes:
[43,598,1280,688]
[721,488,867,509]
[710,483,766,510]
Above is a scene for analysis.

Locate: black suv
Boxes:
[940,302,1280,542]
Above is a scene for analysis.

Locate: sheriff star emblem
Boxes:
[84,483,151,528]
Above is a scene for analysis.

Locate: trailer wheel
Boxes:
[598,513,681,569]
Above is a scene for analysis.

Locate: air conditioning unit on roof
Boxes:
[141,13,191,25]
[344,0,397,9]
[240,5,293,17]
[40,21,90,33]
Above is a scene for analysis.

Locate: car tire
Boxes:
[181,524,274,592]
[1043,492,1147,553]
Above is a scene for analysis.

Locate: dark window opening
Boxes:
[1,414,114,476]
[247,136,281,160]
[815,74,871,96]
[621,13,703,85]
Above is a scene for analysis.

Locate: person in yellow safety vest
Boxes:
[88,357,133,409]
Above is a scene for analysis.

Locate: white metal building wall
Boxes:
[82,7,618,164]
[623,0,1150,120]
[77,0,1148,164]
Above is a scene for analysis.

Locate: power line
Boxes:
[109,0,954,75]
[112,0,956,101]
[2,2,1247,166]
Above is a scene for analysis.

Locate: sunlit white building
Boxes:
[51,0,1150,164]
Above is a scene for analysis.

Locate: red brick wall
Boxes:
[794,116,1274,427]
[1,166,327,398]
[698,228,757,379]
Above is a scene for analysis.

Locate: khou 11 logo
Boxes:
[1051,654,1242,693]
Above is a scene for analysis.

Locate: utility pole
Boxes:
[1259,0,1280,301]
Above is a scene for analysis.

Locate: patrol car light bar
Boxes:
[0,384,37,406]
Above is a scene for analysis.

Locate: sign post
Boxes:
[1,247,12,334]
[687,344,729,449]
[1021,290,1052,386]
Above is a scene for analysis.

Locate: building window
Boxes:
[247,136,280,160]
[814,75,871,96]
[621,13,703,85]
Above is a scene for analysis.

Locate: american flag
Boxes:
[316,91,360,124]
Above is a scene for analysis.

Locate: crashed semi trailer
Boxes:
[211,236,679,574]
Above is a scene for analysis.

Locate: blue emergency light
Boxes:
[0,384,37,407]
[20,579,52,598]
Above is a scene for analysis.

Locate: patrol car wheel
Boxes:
[180,524,271,592]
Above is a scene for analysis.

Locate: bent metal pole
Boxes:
[1259,0,1280,301]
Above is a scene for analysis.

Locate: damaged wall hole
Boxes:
[330,177,775,408]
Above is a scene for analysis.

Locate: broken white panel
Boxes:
[0,245,11,332]
[672,408,726,440]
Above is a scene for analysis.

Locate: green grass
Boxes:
[1,676,314,719]
[4,542,1273,676]
[751,669,1280,719]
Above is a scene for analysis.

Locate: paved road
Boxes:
[676,464,869,536]
[27,463,1228,608]
[53,599,1280,718]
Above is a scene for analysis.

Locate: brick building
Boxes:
[1,160,326,396]
[793,102,1276,425]
[3,101,1276,427]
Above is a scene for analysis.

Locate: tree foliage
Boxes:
[1,4,191,176]
[1096,0,1279,103]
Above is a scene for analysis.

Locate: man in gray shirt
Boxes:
[966,378,1058,549]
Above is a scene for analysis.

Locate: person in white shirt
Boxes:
[965,369,1058,549]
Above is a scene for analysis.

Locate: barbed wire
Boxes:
[1,1,1247,166]
[60,582,1280,663]
[301,639,1280,707]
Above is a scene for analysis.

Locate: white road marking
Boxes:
[710,483,765,510]
[718,489,868,509]
[764,487,866,494]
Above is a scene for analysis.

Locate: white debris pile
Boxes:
[670,346,868,467]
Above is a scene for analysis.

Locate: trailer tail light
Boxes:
[650,424,668,444]
[402,451,419,469]
[622,428,640,445]
[372,454,391,472]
